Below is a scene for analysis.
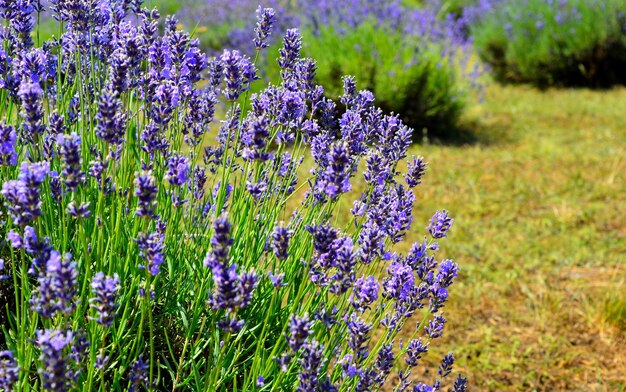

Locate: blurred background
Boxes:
[47,0,626,390]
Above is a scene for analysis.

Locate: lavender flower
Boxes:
[439,353,454,378]
[288,313,313,352]
[318,141,352,198]
[405,156,427,188]
[428,210,454,239]
[166,155,190,186]
[425,314,447,339]
[2,161,49,226]
[57,133,85,191]
[279,29,302,75]
[30,251,78,318]
[18,80,45,140]
[135,171,158,218]
[452,375,468,392]
[254,7,276,50]
[0,123,17,166]
[204,216,234,268]
[90,272,121,327]
[137,231,165,276]
[128,355,149,392]
[270,222,292,260]
[350,275,379,312]
[95,88,126,145]
[0,350,19,391]
[35,329,74,392]
[297,340,324,392]
[405,338,428,366]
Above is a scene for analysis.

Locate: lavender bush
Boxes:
[469,0,626,86]
[0,1,466,391]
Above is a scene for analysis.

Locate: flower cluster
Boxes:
[0,3,464,391]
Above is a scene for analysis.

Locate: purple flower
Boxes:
[2,161,49,226]
[18,80,45,140]
[374,343,394,386]
[288,313,313,352]
[439,352,454,378]
[317,141,353,198]
[35,329,74,392]
[90,272,121,327]
[254,7,276,49]
[452,375,468,392]
[137,231,165,276]
[256,376,265,387]
[128,355,149,392]
[0,350,19,390]
[297,340,324,392]
[278,29,302,75]
[405,338,428,366]
[166,155,190,186]
[428,210,453,239]
[405,156,427,188]
[270,223,292,260]
[425,314,447,339]
[135,171,158,218]
[30,251,78,318]
[350,275,379,312]
[347,314,371,363]
[204,216,234,268]
[66,201,91,219]
[57,133,85,192]
[95,88,126,145]
[0,123,17,166]
[221,49,256,101]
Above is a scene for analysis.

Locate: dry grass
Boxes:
[377,83,626,391]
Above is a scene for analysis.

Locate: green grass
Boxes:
[381,82,626,390]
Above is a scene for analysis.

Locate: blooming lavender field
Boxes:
[0,0,625,391]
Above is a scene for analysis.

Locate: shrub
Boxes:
[0,2,466,391]
[297,22,468,140]
[470,0,626,87]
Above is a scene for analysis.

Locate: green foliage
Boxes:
[471,0,626,87]
[264,22,468,140]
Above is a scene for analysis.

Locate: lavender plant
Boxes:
[469,0,626,86]
[0,2,466,391]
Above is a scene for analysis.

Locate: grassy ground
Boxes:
[379,83,626,391]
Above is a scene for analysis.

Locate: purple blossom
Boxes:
[135,171,158,218]
[270,223,292,260]
[405,156,427,188]
[128,355,149,392]
[137,231,165,276]
[297,340,324,392]
[2,161,49,226]
[0,123,17,166]
[30,251,78,318]
[425,314,447,339]
[18,80,45,141]
[57,133,85,192]
[288,313,313,352]
[254,7,276,49]
[428,210,454,239]
[439,352,454,378]
[405,338,428,366]
[350,275,379,312]
[452,375,468,392]
[95,88,126,145]
[35,329,74,392]
[166,155,191,186]
[90,272,121,327]
[0,350,19,390]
